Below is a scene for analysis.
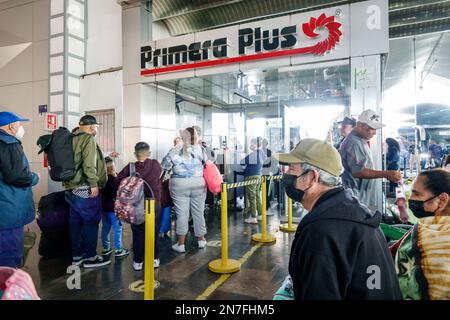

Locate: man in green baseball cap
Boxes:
[273,138,402,300]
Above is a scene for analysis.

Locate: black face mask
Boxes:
[282,170,311,202]
[408,195,439,219]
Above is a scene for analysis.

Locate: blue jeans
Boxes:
[0,227,23,268]
[65,191,102,259]
[101,212,123,250]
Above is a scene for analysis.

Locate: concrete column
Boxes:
[350,54,384,211]
[121,1,176,164]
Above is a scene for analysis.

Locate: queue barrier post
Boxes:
[144,199,155,300]
[252,176,276,243]
[279,197,297,233]
[208,183,241,274]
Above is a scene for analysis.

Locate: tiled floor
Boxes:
[22,203,296,300]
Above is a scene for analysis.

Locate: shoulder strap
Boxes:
[129,162,136,176]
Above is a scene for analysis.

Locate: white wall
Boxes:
[86,0,122,73]
[80,0,123,167]
[0,0,50,203]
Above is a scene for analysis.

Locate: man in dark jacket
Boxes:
[0,111,39,267]
[274,139,402,300]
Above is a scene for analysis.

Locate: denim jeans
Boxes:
[0,227,23,268]
[64,191,102,259]
[131,206,163,263]
[101,212,123,250]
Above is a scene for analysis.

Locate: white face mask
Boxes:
[15,125,25,140]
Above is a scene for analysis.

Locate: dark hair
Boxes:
[104,156,113,164]
[419,169,450,197]
[185,127,196,145]
[386,138,400,151]
[135,142,150,153]
[443,155,450,167]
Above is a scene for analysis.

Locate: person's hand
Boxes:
[90,187,99,198]
[398,205,409,223]
[111,151,120,158]
[385,170,402,183]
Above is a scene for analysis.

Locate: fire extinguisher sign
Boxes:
[47,113,57,130]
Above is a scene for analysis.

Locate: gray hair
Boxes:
[300,163,342,187]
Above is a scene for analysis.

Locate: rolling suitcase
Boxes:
[36,191,71,258]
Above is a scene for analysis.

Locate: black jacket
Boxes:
[289,187,402,300]
[102,174,116,212]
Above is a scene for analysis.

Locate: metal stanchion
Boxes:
[279,197,297,232]
[252,176,276,243]
[144,199,155,300]
[208,183,241,274]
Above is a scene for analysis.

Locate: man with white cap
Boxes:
[274,138,402,300]
[339,109,402,211]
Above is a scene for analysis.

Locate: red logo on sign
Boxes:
[302,13,342,55]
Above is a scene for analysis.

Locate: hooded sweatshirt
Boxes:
[289,187,402,300]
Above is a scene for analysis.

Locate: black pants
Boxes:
[131,206,163,263]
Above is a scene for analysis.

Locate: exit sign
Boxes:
[47,113,57,130]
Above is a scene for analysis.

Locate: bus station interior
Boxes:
[1,0,450,300]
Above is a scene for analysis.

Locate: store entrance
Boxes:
[158,59,351,216]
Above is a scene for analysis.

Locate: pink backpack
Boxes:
[115,163,154,225]
[0,267,40,300]
[203,160,223,194]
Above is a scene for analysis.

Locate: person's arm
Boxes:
[353,167,401,182]
[0,143,33,187]
[347,142,401,183]
[80,136,99,188]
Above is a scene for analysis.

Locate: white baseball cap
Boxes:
[358,109,385,130]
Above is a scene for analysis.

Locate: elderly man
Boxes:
[274,139,402,300]
[0,111,39,267]
[339,109,401,211]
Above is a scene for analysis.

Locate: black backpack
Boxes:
[37,127,76,182]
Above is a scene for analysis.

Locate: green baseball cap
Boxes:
[273,138,343,177]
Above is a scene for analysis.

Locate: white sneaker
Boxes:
[172,243,186,253]
[133,261,143,271]
[198,239,207,249]
[244,217,258,224]
[154,259,160,268]
[257,215,262,221]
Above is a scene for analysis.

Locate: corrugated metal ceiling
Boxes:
[152,0,450,38]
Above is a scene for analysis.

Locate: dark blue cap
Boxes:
[0,111,30,127]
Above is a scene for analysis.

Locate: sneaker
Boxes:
[154,259,160,268]
[257,215,262,221]
[198,239,207,249]
[244,217,258,224]
[172,243,186,253]
[102,248,113,256]
[72,255,85,266]
[115,248,130,258]
[82,255,111,269]
[133,261,143,271]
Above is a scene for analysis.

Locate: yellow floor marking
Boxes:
[196,242,264,300]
